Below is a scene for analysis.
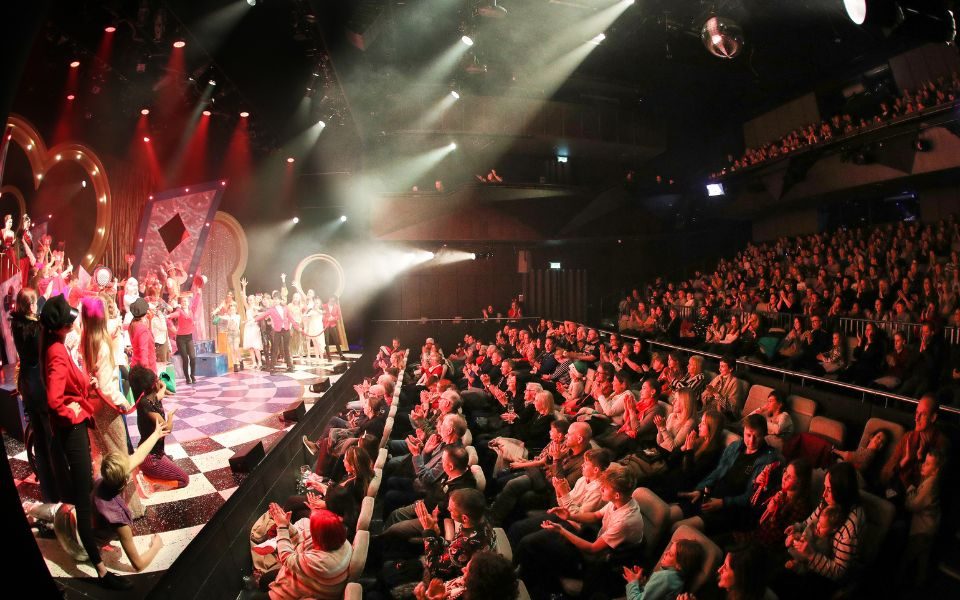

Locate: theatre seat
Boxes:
[654,525,722,593]
[379,417,394,449]
[809,415,846,447]
[344,582,362,600]
[470,464,486,492]
[859,490,895,567]
[742,384,775,418]
[466,445,478,466]
[367,469,382,497]
[632,487,670,561]
[375,448,388,471]
[357,496,374,532]
[348,530,369,582]
[857,417,905,466]
[786,395,816,434]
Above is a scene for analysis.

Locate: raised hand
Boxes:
[268,502,291,528]
[622,565,645,584]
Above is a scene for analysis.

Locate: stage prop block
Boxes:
[196,352,228,377]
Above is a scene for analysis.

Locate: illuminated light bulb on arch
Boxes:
[26,143,33,150]
[55,154,62,160]
[81,180,86,188]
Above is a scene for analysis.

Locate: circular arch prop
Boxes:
[292,253,348,351]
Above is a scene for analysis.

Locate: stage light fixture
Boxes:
[706,183,725,196]
[589,33,606,45]
[293,217,300,224]
[550,262,562,270]
[202,110,212,116]
[450,90,460,99]
[143,136,151,142]
[427,252,436,259]
[247,0,258,5]
[461,35,474,46]
[844,0,867,24]
[557,155,568,163]
[141,108,150,115]
[340,215,348,222]
[449,142,457,150]
[240,111,250,118]
[286,157,295,163]
[208,79,217,86]
[470,253,477,260]
[701,16,744,59]
[69,60,80,68]
[104,26,116,33]
[173,40,186,48]
[66,94,75,100]
[318,120,326,128]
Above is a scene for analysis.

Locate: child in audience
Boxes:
[899,450,944,586]
[832,429,889,487]
[785,505,843,573]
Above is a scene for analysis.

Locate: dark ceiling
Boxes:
[10,0,960,172]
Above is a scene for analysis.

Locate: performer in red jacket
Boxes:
[41,295,131,589]
[128,297,157,373]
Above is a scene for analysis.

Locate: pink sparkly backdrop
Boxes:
[132,181,224,291]
[197,218,244,335]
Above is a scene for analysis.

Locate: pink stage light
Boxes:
[141,108,150,115]
[69,60,80,68]
[173,40,186,48]
[105,26,116,33]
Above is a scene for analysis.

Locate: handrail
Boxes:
[593,325,960,417]
[372,317,544,324]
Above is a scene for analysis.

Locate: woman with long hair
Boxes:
[285,445,374,539]
[649,409,726,503]
[12,287,61,501]
[40,295,131,589]
[239,278,264,369]
[81,296,145,518]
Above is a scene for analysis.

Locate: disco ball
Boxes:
[701,16,744,59]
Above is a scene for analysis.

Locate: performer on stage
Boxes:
[167,288,201,384]
[288,291,304,360]
[323,295,345,361]
[239,278,264,370]
[15,213,34,289]
[256,295,295,372]
[0,214,18,283]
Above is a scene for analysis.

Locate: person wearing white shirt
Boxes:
[505,448,612,549]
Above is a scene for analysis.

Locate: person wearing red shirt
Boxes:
[167,289,201,384]
[323,296,345,361]
[41,295,131,590]
[128,298,156,373]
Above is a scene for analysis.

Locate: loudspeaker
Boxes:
[282,400,306,422]
[228,440,265,473]
[310,378,330,393]
[329,362,348,374]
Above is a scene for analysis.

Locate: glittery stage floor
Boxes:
[4,354,358,585]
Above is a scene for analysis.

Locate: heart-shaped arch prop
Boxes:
[4,114,112,271]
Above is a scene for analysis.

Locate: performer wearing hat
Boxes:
[128,298,157,373]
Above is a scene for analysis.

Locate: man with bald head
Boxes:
[488,421,593,526]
